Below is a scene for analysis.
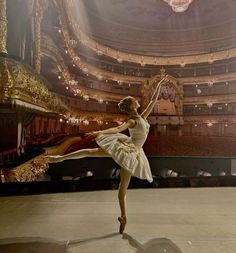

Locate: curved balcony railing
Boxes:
[59,0,236,66]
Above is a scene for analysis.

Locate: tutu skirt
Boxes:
[96,133,153,183]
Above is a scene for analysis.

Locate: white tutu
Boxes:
[95,116,153,183]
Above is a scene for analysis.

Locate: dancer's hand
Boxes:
[44,155,64,163]
[161,75,169,83]
[85,131,101,138]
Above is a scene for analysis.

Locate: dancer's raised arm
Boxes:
[141,76,168,119]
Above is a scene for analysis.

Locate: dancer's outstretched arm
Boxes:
[141,76,168,119]
[86,119,135,137]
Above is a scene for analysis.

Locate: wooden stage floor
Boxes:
[0,187,235,253]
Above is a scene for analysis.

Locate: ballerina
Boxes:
[45,75,168,233]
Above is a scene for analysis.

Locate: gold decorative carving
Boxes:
[33,0,48,74]
[1,136,82,182]
[160,67,166,78]
[55,2,144,85]
[141,69,183,116]
[2,155,48,182]
[162,0,193,13]
[0,59,13,99]
[0,0,7,53]
[0,57,68,114]
[41,33,140,101]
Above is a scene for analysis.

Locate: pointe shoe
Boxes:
[118,216,127,234]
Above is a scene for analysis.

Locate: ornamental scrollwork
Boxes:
[0,57,68,114]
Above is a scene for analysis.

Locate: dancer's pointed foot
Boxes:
[118,216,127,234]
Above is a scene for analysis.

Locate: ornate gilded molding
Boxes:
[162,0,193,12]
[33,0,48,74]
[0,57,131,122]
[2,155,48,182]
[55,1,144,84]
[44,13,236,87]
[0,0,7,53]
[184,94,236,105]
[41,33,141,101]
[184,115,236,124]
[0,59,13,99]
[0,57,68,114]
[179,72,236,85]
[2,136,82,182]
[60,0,236,66]
[48,1,236,86]
[141,68,184,115]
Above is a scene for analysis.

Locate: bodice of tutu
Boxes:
[128,116,150,148]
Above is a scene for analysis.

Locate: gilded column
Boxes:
[0,60,13,99]
[33,0,46,74]
[0,0,7,54]
[141,80,149,111]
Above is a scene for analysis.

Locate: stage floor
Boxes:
[0,187,235,253]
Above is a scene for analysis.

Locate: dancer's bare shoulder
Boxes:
[127,119,136,128]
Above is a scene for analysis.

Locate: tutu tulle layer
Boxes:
[96,133,153,183]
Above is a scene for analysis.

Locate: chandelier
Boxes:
[163,0,193,12]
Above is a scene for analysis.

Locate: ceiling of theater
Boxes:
[71,0,236,56]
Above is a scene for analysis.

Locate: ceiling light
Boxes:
[83,120,89,125]
[97,50,103,56]
[163,0,193,12]
[196,89,201,94]
[83,95,89,101]
[208,81,214,87]
[207,102,213,108]
[208,59,214,64]
[98,98,103,104]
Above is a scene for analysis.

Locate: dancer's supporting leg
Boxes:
[118,168,132,234]
[46,148,108,163]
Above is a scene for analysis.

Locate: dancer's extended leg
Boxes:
[46,148,108,163]
[118,168,132,233]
